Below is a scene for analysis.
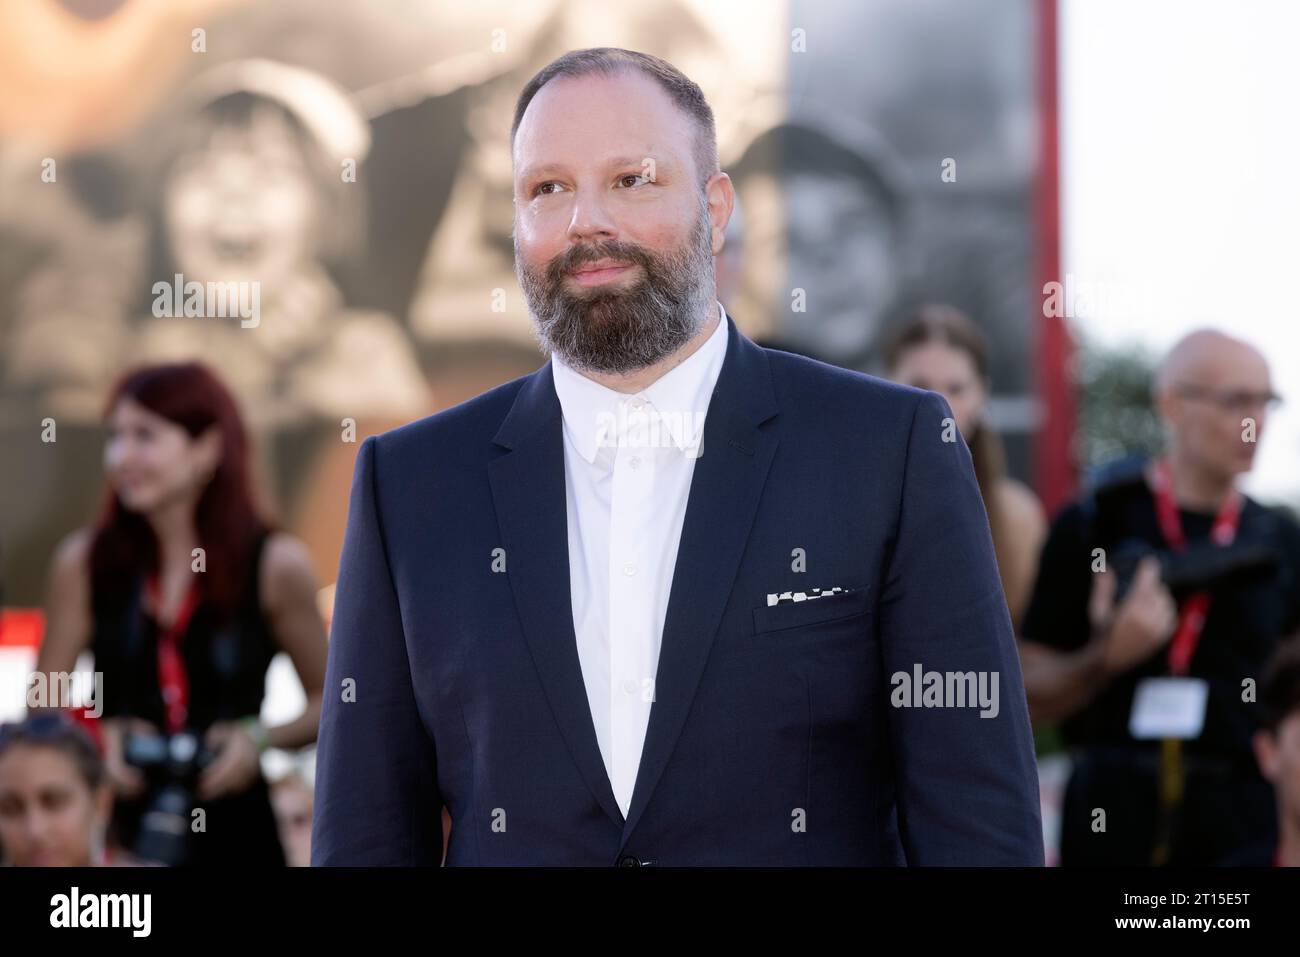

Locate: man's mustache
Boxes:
[545,242,654,283]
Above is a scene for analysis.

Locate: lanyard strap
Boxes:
[1146,458,1243,675]
[145,575,200,734]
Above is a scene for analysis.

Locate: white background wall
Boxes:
[1061,0,1300,506]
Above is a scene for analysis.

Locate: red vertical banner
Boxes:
[1034,0,1076,516]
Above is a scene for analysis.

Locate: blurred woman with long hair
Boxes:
[883,303,1046,629]
[35,361,327,866]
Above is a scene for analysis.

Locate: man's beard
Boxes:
[515,204,716,375]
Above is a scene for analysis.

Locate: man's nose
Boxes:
[567,188,618,244]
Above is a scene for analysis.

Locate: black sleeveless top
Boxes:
[91,529,277,730]
[90,529,286,866]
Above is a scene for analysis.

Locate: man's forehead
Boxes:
[513,71,690,168]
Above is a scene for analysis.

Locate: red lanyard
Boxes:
[1147,458,1243,675]
[144,575,200,734]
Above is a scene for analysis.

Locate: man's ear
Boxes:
[1152,383,1179,433]
[705,171,735,256]
[1253,728,1278,781]
[95,781,114,823]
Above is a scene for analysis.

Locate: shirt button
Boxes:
[630,398,645,411]
[623,562,636,576]
[623,679,638,695]
[629,456,641,469]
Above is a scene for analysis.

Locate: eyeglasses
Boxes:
[1174,383,1282,416]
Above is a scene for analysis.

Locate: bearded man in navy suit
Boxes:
[312,47,1043,866]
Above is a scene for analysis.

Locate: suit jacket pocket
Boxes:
[751,587,871,635]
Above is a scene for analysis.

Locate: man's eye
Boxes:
[617,173,650,188]
[533,182,563,197]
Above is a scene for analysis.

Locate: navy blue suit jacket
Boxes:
[312,312,1044,865]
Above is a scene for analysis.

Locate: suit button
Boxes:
[617,854,640,867]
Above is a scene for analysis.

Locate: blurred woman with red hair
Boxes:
[35,361,326,866]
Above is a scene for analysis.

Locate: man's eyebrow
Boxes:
[516,155,672,183]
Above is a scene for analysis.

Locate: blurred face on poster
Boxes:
[511,70,732,375]
[164,104,319,293]
[783,170,898,350]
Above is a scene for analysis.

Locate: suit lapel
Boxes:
[488,361,626,830]
[618,316,781,848]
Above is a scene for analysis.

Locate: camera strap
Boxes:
[144,574,200,734]
[1147,457,1243,676]
[1145,457,1242,864]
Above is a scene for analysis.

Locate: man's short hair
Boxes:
[1260,634,1300,733]
[511,47,719,189]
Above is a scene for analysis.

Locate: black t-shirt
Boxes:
[1021,477,1300,761]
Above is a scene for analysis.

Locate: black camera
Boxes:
[1110,537,1280,604]
[123,730,218,866]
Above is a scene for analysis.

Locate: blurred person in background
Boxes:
[269,767,314,868]
[1221,635,1300,866]
[882,303,1046,629]
[1018,329,1300,865]
[0,709,143,866]
[34,362,328,866]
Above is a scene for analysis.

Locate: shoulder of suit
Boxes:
[367,369,535,459]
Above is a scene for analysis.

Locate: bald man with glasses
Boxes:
[1020,329,1300,866]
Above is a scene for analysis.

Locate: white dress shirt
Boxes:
[550,301,730,817]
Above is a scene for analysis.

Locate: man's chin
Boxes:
[555,290,641,328]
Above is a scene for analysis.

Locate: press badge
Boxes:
[1128,677,1210,740]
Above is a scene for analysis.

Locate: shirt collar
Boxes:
[551,301,729,465]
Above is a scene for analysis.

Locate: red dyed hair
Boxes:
[89,362,270,620]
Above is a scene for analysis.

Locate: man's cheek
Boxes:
[513,215,548,253]
[520,246,557,278]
